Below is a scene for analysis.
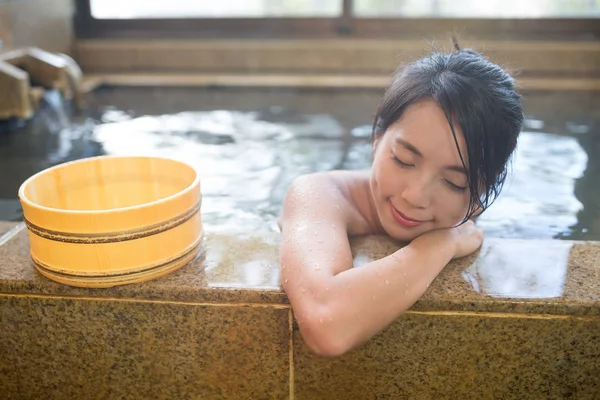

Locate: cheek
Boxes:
[373,160,395,196]
[436,192,470,224]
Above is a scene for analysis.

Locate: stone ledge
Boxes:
[0,221,287,305]
[73,39,600,77]
[1,220,599,398]
[0,294,291,399]
[1,221,598,316]
[81,73,600,92]
[293,311,600,399]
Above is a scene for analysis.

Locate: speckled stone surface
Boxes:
[0,223,287,304]
[0,221,599,315]
[0,221,22,243]
[0,221,15,236]
[349,235,600,316]
[0,294,290,399]
[293,312,600,399]
[2,220,600,397]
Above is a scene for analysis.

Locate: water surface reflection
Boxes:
[0,87,598,241]
[461,239,573,298]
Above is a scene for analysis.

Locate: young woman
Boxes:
[279,43,524,357]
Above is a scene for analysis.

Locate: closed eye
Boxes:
[445,180,467,192]
[392,155,414,168]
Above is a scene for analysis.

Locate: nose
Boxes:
[401,174,433,209]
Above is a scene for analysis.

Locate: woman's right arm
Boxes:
[280,174,483,357]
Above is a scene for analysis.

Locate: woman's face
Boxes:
[370,99,472,242]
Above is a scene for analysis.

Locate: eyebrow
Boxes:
[395,137,467,175]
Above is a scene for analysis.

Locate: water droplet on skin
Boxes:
[314,263,320,271]
[302,288,306,294]
[405,289,408,296]
[317,240,324,243]
[403,272,407,277]
[385,280,389,285]
[372,295,376,300]
[335,205,340,210]
[319,318,324,324]
[284,279,288,283]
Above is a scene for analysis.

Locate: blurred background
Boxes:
[90,0,600,19]
[0,0,599,240]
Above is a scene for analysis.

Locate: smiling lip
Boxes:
[390,203,426,228]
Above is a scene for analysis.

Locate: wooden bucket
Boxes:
[18,155,202,288]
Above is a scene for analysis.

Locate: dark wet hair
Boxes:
[372,40,524,223]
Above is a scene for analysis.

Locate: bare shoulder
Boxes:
[279,171,372,297]
[280,170,375,236]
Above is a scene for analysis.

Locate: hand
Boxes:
[448,220,484,259]
[412,219,484,261]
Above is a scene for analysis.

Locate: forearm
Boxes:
[304,233,455,354]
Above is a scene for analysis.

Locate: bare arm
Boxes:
[280,173,482,357]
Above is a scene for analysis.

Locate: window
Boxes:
[90,0,600,19]
[76,0,600,39]
[354,0,600,18]
[91,0,342,19]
